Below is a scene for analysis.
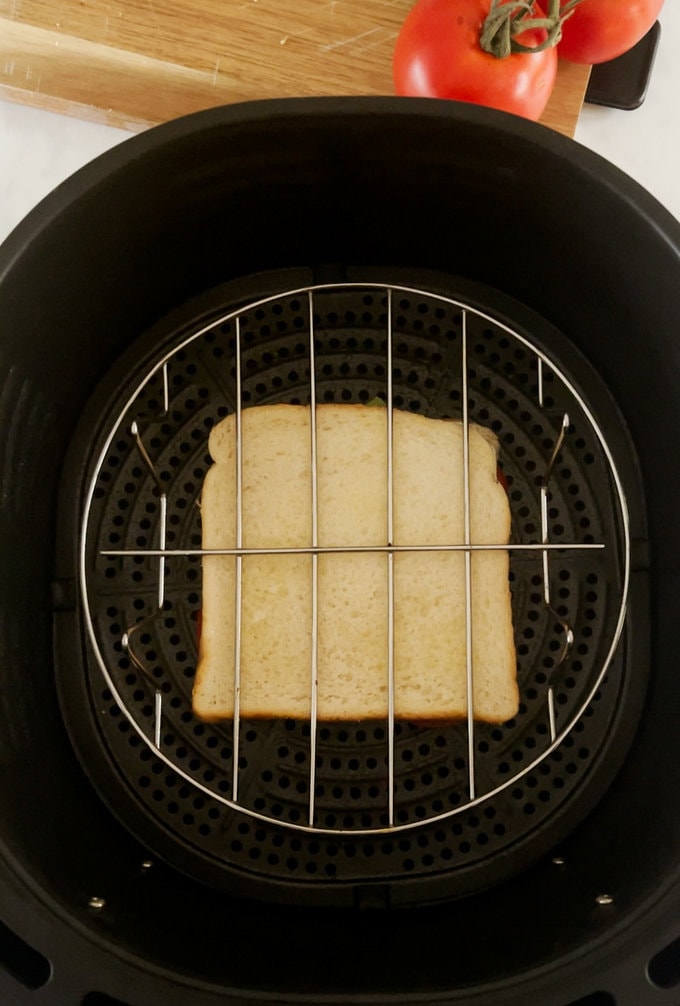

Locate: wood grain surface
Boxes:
[0,0,590,135]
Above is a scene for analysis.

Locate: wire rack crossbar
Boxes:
[232,316,244,801]
[386,288,396,826]
[101,543,605,557]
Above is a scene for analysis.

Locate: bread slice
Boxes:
[193,403,518,723]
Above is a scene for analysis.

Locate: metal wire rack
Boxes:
[80,282,630,837]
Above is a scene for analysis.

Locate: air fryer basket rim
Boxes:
[1,97,680,1006]
[2,95,679,275]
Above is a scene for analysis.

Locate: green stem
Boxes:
[479,0,582,59]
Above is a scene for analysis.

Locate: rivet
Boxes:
[141,859,154,871]
[552,856,566,866]
[596,893,614,906]
[88,896,106,910]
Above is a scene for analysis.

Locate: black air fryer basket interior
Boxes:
[1,98,680,1006]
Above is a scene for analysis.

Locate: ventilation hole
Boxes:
[648,934,680,989]
[0,919,51,989]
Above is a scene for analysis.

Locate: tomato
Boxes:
[558,0,665,64]
[393,0,558,122]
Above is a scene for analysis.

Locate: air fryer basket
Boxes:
[1,98,679,1006]
[61,274,639,910]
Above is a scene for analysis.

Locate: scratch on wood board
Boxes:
[320,27,382,53]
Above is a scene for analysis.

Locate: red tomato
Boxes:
[558,0,665,65]
[393,0,558,122]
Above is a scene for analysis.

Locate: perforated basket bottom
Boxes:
[57,273,641,906]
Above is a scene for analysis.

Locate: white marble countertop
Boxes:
[1,6,679,246]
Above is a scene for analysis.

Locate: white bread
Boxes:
[193,404,518,723]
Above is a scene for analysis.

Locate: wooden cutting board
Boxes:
[0,0,590,136]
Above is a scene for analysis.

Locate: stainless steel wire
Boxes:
[308,291,320,826]
[461,309,476,801]
[121,420,168,750]
[386,288,396,826]
[232,316,244,802]
[540,412,576,740]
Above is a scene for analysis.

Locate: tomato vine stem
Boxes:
[480,0,582,58]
